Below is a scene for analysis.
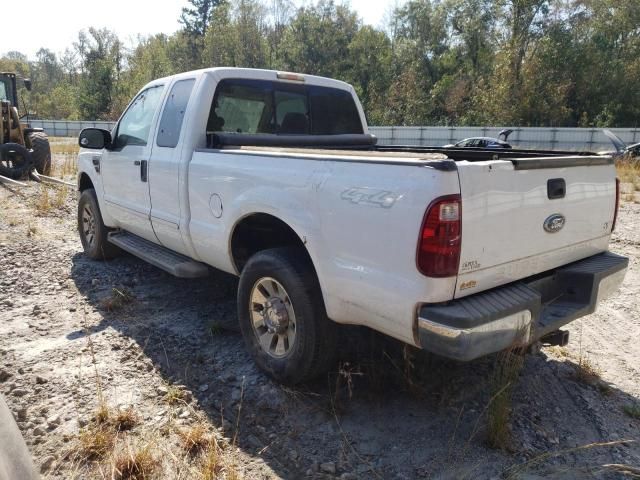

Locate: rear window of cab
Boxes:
[207,79,363,135]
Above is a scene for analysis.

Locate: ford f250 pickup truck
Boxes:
[76,68,628,384]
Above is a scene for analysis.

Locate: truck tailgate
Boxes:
[455,156,616,298]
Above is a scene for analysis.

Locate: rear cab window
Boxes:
[157,79,195,148]
[207,79,363,136]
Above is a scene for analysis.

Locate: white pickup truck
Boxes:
[76,68,628,384]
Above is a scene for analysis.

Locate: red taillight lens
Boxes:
[416,194,462,277]
[612,177,620,232]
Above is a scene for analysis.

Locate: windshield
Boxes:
[0,78,9,102]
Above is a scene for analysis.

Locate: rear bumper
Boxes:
[417,252,628,361]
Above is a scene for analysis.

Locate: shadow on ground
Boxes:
[69,252,639,479]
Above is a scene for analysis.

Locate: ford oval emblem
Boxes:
[543,213,566,233]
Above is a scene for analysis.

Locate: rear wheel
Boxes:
[26,132,52,175]
[78,188,120,260]
[237,248,337,384]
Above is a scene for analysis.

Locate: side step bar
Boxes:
[108,231,209,278]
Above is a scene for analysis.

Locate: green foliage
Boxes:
[1,0,640,127]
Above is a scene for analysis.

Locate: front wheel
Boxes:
[78,188,120,260]
[26,131,52,175]
[237,248,337,384]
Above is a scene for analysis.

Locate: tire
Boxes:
[0,143,32,179]
[78,188,120,260]
[237,248,337,384]
[26,132,52,175]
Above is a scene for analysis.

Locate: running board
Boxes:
[108,231,209,278]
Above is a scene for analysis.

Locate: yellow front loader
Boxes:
[0,72,51,179]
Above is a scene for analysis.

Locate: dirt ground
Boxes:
[0,153,639,479]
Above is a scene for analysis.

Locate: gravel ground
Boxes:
[0,162,638,479]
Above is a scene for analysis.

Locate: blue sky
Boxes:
[7,0,400,59]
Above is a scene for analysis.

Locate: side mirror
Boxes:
[23,79,32,91]
[79,128,112,150]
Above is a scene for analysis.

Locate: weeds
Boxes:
[50,139,80,179]
[573,353,601,386]
[50,139,80,156]
[616,159,640,192]
[33,183,68,215]
[113,407,139,431]
[504,439,636,479]
[210,323,223,336]
[226,463,242,480]
[200,443,224,480]
[623,403,640,420]
[52,185,68,209]
[100,287,135,312]
[95,401,111,424]
[335,362,362,401]
[178,423,214,454]
[486,346,525,450]
[112,443,157,480]
[26,223,37,237]
[75,427,116,461]
[35,185,51,214]
[164,385,186,405]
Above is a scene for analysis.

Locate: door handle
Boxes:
[140,160,148,182]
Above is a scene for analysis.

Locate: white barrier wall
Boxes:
[369,126,640,151]
[30,120,639,152]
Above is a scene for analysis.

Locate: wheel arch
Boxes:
[230,212,317,276]
[78,172,94,192]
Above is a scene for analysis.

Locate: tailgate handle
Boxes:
[547,178,566,199]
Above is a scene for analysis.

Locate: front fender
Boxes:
[77,150,116,226]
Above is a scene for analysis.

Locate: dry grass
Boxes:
[547,345,571,358]
[34,185,51,214]
[164,385,187,405]
[226,464,242,480]
[200,443,224,480]
[113,407,139,431]
[573,353,601,386]
[100,287,135,312]
[95,401,112,425]
[75,427,117,461]
[486,346,526,450]
[504,439,636,479]
[49,138,79,179]
[51,153,78,178]
[623,403,640,420]
[177,423,214,454]
[112,443,157,480]
[50,139,80,155]
[616,159,640,192]
[52,185,69,209]
[26,223,37,237]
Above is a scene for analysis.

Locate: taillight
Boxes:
[416,194,462,277]
[612,177,620,232]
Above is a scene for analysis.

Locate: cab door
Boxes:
[101,85,165,241]
[149,78,196,255]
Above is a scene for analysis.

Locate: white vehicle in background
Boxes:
[75,68,627,384]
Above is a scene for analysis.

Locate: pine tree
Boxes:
[179,0,223,37]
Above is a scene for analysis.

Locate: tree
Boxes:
[279,1,359,77]
[180,0,224,36]
[76,28,122,120]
